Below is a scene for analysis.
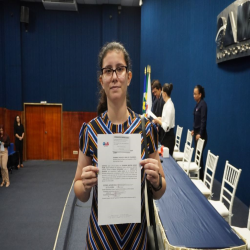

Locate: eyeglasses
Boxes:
[101,66,128,79]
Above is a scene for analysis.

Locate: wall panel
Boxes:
[63,111,97,160]
[0,107,97,161]
[0,107,22,144]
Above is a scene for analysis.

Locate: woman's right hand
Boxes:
[191,130,194,136]
[81,165,99,192]
[74,151,95,202]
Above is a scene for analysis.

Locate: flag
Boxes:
[146,65,152,115]
[142,67,147,114]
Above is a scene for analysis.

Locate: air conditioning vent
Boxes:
[42,0,78,11]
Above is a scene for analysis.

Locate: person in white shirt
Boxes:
[153,83,175,155]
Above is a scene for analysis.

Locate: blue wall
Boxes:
[0,3,4,108]
[0,2,22,110]
[1,2,141,112]
[141,0,250,206]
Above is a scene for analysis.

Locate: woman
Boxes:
[14,115,25,168]
[0,125,10,187]
[191,85,207,180]
[153,83,175,156]
[74,42,166,249]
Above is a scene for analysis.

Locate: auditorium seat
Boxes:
[8,143,19,173]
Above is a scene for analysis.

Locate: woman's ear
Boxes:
[127,71,132,86]
[99,75,104,89]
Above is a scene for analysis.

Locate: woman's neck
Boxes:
[107,99,128,124]
[164,95,170,103]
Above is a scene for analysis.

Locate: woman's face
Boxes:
[193,88,201,102]
[162,91,167,100]
[0,128,3,135]
[16,116,20,123]
[99,50,132,103]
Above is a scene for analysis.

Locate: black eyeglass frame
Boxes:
[101,65,128,76]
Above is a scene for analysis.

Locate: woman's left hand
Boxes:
[153,118,160,125]
[140,158,160,189]
[196,134,201,141]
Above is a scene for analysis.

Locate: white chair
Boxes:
[232,207,250,250]
[178,138,204,179]
[209,161,242,225]
[192,150,219,199]
[174,125,183,152]
[177,144,194,176]
[173,129,193,161]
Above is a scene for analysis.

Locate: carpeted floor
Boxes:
[0,160,76,250]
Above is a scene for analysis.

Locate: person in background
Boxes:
[74,42,166,249]
[153,83,175,155]
[14,115,25,168]
[0,125,10,187]
[191,85,207,180]
[151,80,165,117]
[151,79,157,107]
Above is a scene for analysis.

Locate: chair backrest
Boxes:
[175,125,183,151]
[194,138,205,167]
[186,129,193,147]
[181,143,194,175]
[203,150,219,191]
[8,143,15,156]
[220,161,242,217]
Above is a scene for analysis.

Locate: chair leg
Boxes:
[224,215,231,225]
[228,215,231,226]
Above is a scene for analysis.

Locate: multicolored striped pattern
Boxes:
[79,109,158,250]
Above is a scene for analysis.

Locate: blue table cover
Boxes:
[155,156,245,248]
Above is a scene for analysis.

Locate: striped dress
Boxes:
[79,109,158,250]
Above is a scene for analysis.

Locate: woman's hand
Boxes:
[81,165,99,192]
[153,117,161,125]
[140,158,160,189]
[191,130,194,136]
[195,134,200,141]
[74,151,97,202]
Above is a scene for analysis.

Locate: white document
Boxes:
[98,134,141,226]
[147,110,157,120]
[0,143,4,152]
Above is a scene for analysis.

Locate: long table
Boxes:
[155,156,246,249]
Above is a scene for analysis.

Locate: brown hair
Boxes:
[97,42,132,115]
[152,80,162,90]
[162,83,173,97]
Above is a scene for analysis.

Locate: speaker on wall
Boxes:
[20,6,29,24]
